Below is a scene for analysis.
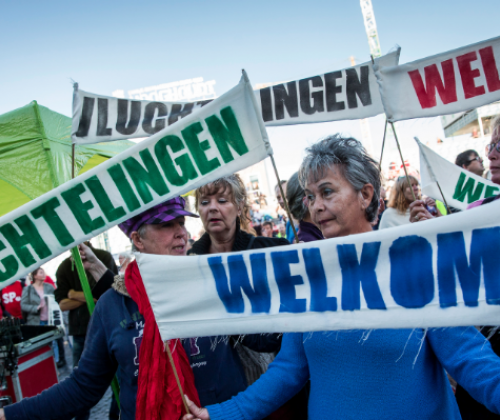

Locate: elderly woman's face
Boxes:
[198,187,240,237]
[305,166,373,239]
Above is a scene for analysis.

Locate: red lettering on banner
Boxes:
[456,51,486,99]
[408,59,457,109]
[479,46,500,92]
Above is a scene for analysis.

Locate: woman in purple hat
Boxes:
[2,197,201,420]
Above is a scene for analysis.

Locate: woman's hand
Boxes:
[409,200,434,223]
[182,396,210,420]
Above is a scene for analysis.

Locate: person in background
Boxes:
[1,197,200,420]
[277,222,287,239]
[1,280,24,320]
[54,242,117,420]
[186,238,195,252]
[286,171,323,242]
[379,175,440,229]
[118,251,133,274]
[261,220,274,238]
[21,268,59,364]
[274,180,296,242]
[183,135,500,420]
[455,149,485,177]
[373,183,388,230]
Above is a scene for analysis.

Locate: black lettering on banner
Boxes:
[142,102,168,135]
[196,100,213,107]
[346,66,372,109]
[116,100,141,135]
[259,88,274,122]
[273,82,299,120]
[97,99,112,136]
[75,97,95,138]
[325,71,345,112]
[168,103,195,126]
[299,76,325,115]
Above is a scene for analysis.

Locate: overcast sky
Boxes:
[2,0,498,177]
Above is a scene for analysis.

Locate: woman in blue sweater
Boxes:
[184,135,500,420]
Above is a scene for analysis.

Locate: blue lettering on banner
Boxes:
[271,250,306,313]
[337,242,386,311]
[303,248,337,312]
[437,228,500,307]
[208,253,271,314]
[389,236,434,308]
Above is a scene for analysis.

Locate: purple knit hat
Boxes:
[118,196,198,238]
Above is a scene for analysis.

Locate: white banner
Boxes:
[73,50,400,144]
[0,72,270,288]
[72,88,213,145]
[257,49,400,126]
[374,35,500,122]
[418,140,499,210]
[139,199,500,340]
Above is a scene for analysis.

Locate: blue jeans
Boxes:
[39,321,59,363]
[72,335,90,420]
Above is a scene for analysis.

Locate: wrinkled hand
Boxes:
[78,243,107,281]
[182,396,210,420]
[409,200,434,223]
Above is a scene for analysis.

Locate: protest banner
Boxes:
[418,140,499,210]
[72,87,213,145]
[257,49,400,126]
[73,50,400,144]
[0,72,271,288]
[138,199,500,340]
[46,295,65,333]
[374,35,500,122]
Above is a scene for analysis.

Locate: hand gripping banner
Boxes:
[138,200,500,339]
[0,72,270,288]
[374,35,500,122]
[418,140,499,210]
[72,50,400,144]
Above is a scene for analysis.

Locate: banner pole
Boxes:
[70,145,121,408]
[269,155,300,243]
[390,122,417,202]
[379,119,388,172]
[165,341,191,415]
[414,137,452,215]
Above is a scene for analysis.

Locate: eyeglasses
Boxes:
[466,156,483,164]
[486,142,500,154]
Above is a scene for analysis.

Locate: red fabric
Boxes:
[1,281,23,319]
[44,276,56,288]
[125,260,200,420]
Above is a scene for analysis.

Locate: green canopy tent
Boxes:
[0,101,133,217]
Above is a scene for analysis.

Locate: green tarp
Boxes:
[0,101,134,217]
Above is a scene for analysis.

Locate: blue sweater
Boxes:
[208,328,500,419]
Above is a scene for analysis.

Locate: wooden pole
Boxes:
[379,119,388,172]
[270,155,299,243]
[165,341,191,415]
[390,122,417,202]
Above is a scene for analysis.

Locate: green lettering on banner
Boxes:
[31,198,75,246]
[485,185,500,198]
[452,173,485,203]
[0,216,51,267]
[154,135,198,187]
[205,106,249,164]
[0,240,18,282]
[123,150,170,204]
[61,183,105,234]
[182,122,221,175]
[108,164,141,212]
[85,176,126,222]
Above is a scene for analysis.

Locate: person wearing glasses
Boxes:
[455,149,485,177]
[411,115,500,419]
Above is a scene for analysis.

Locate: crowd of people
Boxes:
[1,117,500,420]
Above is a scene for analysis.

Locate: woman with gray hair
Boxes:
[286,171,323,242]
[184,135,500,420]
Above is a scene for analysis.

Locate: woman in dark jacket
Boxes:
[188,174,307,419]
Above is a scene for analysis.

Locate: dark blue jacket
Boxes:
[5,283,143,420]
